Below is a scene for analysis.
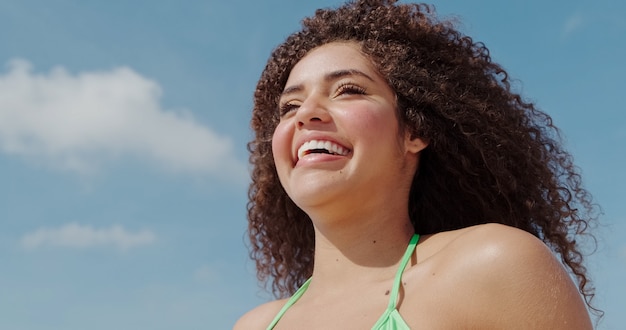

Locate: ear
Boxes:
[404,133,428,155]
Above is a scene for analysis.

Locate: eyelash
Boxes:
[279,102,299,116]
[336,83,366,96]
[278,83,367,116]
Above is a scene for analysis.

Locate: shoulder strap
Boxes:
[267,234,419,329]
[387,234,420,310]
[266,277,312,330]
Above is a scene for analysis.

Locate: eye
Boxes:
[279,102,300,116]
[336,83,366,96]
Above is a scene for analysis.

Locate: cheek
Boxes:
[271,122,294,191]
[271,121,292,166]
[351,110,405,160]
[347,108,398,143]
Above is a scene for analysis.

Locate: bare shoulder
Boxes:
[418,223,548,266]
[428,223,565,264]
[457,223,579,277]
[233,299,287,330]
[421,223,592,329]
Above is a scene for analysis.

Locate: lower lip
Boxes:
[295,153,348,167]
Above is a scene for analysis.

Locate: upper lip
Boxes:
[293,134,351,163]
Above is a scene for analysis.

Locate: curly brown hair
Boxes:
[247,0,599,316]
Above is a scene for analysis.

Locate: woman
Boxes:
[236,0,599,329]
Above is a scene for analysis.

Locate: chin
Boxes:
[287,179,343,211]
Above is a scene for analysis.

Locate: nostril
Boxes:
[298,117,322,127]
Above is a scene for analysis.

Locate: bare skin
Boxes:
[235,42,592,329]
[235,224,592,329]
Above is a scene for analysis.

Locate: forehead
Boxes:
[285,42,379,85]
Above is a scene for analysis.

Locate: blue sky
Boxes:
[0,0,623,329]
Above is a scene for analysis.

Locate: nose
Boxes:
[295,95,331,128]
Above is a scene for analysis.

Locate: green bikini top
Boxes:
[266,234,420,330]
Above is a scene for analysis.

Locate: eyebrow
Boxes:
[280,69,375,97]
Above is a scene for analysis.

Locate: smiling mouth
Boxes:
[297,140,350,160]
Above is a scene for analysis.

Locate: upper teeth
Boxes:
[297,139,349,160]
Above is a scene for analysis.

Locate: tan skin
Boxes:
[235,42,592,329]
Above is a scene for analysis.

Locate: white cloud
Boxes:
[562,12,585,38]
[0,59,247,182]
[20,223,156,251]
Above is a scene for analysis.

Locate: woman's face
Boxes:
[271,42,425,213]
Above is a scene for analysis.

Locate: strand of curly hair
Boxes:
[247,0,601,318]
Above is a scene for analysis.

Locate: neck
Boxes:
[308,208,415,287]
[299,170,417,288]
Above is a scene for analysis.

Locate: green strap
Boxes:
[387,234,420,310]
[266,234,420,330]
[266,277,312,330]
